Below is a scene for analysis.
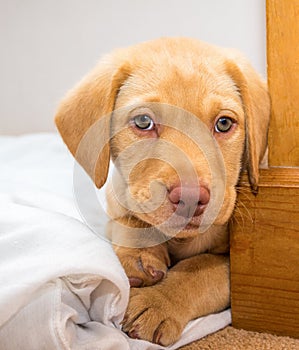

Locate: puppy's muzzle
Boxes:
[168,185,210,218]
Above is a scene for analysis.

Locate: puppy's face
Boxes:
[55,38,270,240]
[108,58,245,238]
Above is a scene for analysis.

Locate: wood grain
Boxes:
[267,0,299,166]
[230,0,299,337]
[230,167,299,338]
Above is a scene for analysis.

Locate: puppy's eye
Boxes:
[133,115,155,130]
[215,117,234,133]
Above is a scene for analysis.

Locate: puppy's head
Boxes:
[55,38,270,238]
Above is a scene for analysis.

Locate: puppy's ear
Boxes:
[55,53,131,188]
[226,58,270,192]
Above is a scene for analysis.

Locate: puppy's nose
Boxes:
[168,185,210,217]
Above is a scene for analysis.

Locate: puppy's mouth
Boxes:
[129,183,210,235]
[164,213,203,231]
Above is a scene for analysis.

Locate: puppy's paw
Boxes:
[122,287,185,346]
[115,244,170,287]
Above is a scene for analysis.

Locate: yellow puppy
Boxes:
[55,37,270,346]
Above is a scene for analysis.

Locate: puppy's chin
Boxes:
[166,226,202,240]
[163,215,202,232]
[135,210,203,239]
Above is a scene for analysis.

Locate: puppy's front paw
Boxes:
[122,287,186,346]
[115,244,170,287]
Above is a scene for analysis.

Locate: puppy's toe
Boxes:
[147,265,165,282]
[123,287,184,346]
[115,245,170,287]
[152,318,183,346]
[128,255,167,287]
[128,276,144,287]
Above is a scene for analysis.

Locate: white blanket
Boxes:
[0,133,231,349]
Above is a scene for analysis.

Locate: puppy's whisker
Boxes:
[234,198,253,224]
[236,186,253,196]
[230,205,244,229]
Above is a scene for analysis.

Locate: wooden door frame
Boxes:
[230,0,299,338]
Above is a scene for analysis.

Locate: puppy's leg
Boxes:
[115,244,170,287]
[122,254,230,346]
[107,218,170,287]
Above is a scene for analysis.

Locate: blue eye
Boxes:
[133,115,155,130]
[215,117,234,133]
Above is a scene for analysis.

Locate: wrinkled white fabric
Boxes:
[0,133,231,349]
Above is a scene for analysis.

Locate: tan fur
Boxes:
[55,37,270,346]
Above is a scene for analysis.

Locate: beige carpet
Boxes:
[179,326,299,349]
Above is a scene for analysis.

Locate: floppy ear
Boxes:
[226,59,270,192]
[55,52,131,188]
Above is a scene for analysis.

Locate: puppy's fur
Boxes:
[55,38,270,346]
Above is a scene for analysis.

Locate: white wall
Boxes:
[0,0,266,135]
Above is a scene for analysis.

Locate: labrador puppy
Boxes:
[55,37,270,346]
